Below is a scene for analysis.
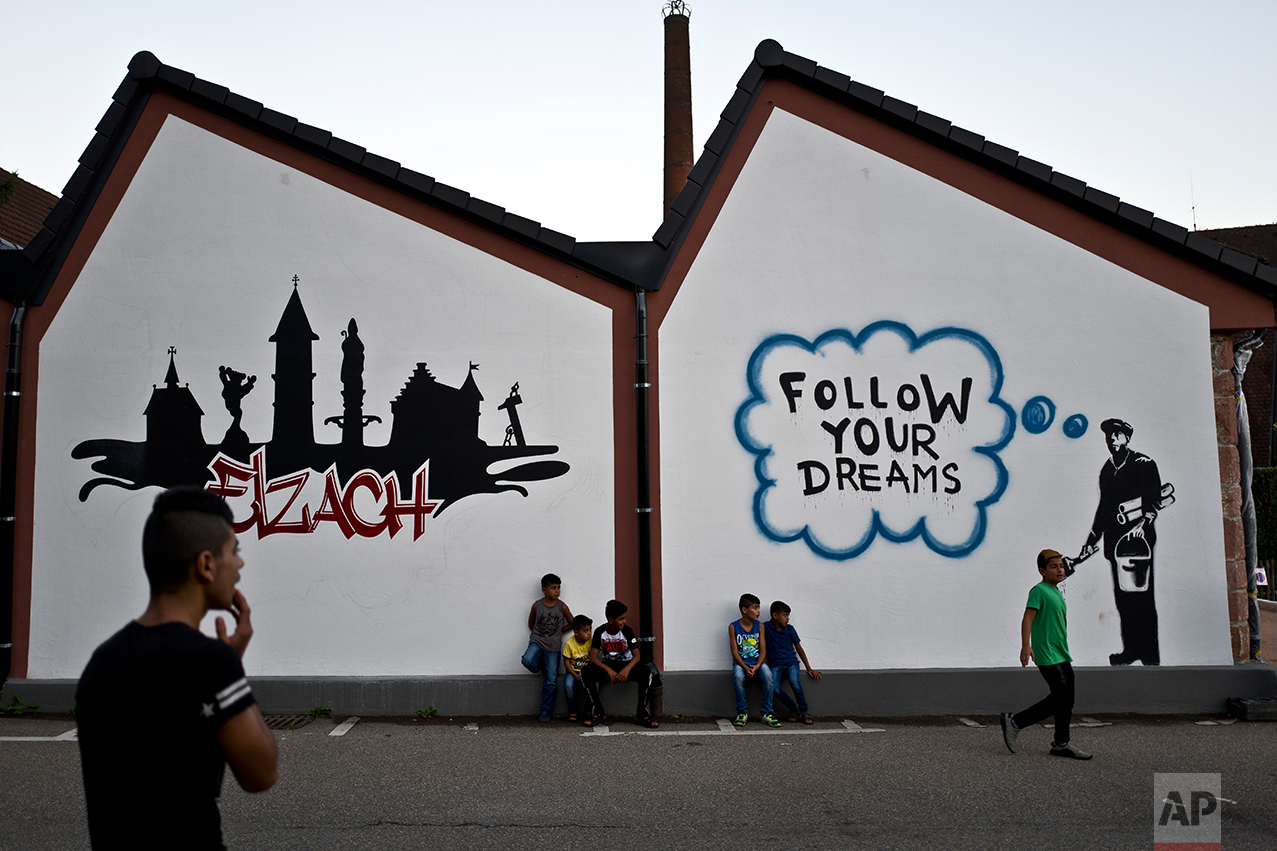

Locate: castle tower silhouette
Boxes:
[142,348,206,486]
[267,279,319,476]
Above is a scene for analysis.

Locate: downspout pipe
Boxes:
[1,301,27,686]
[1232,332,1263,660]
[634,289,654,665]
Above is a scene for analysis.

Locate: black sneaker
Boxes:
[1000,713,1019,753]
[1050,741,1092,760]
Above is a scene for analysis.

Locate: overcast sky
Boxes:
[5,1,1275,242]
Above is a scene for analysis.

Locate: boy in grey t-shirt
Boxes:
[520,573,574,721]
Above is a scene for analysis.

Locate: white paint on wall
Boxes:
[660,108,1231,671]
[30,116,615,678]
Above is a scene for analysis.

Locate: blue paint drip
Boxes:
[734,322,1015,561]
[1020,396,1056,434]
[1062,414,1088,439]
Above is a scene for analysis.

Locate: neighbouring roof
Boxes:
[3,41,1275,308]
[1200,224,1277,267]
[0,168,58,249]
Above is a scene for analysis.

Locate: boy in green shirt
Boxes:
[1000,549,1092,759]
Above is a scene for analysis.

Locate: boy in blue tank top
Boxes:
[729,593,779,726]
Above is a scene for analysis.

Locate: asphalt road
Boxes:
[2,710,1275,850]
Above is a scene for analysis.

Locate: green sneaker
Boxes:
[732,713,748,727]
[762,713,782,727]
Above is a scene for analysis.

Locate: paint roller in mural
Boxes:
[734,322,1016,559]
[72,278,570,539]
[1065,419,1173,666]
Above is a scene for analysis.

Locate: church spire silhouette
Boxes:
[267,276,320,475]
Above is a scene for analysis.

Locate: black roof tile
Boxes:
[754,39,785,67]
[79,134,109,170]
[847,81,884,107]
[1257,265,1277,287]
[361,152,400,180]
[670,181,697,217]
[881,96,918,122]
[704,121,733,156]
[190,78,229,103]
[258,108,298,135]
[502,213,541,240]
[430,182,469,208]
[397,168,435,195]
[1117,203,1155,229]
[686,150,717,187]
[982,141,1018,167]
[95,103,127,137]
[326,137,366,164]
[466,197,505,224]
[43,197,74,233]
[1049,171,1087,198]
[537,228,575,254]
[224,92,262,119]
[61,166,92,202]
[914,111,951,137]
[813,66,851,93]
[720,89,751,126]
[111,77,139,105]
[1221,248,1259,275]
[128,51,160,78]
[652,211,683,248]
[1014,156,1053,183]
[1151,218,1188,243]
[1082,186,1120,213]
[1185,232,1223,260]
[948,126,985,153]
[780,52,818,78]
[736,60,764,93]
[292,122,332,149]
[156,66,194,90]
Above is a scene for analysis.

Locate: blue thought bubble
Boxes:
[735,322,1015,559]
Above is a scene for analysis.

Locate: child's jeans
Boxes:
[732,662,774,715]
[769,663,807,714]
[521,642,560,715]
[563,669,584,715]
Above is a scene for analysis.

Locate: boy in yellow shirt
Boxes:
[561,615,593,722]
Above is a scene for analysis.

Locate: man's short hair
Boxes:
[770,600,791,616]
[739,593,760,610]
[572,614,593,630]
[1037,549,1063,571]
[605,599,627,619]
[541,573,561,588]
[141,487,235,594]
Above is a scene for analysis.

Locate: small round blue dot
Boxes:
[1063,414,1088,439]
[1021,396,1056,435]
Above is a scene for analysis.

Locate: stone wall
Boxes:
[1213,334,1250,661]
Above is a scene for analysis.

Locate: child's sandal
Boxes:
[582,716,595,728]
[801,713,814,725]
[567,713,578,722]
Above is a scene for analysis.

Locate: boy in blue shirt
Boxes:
[729,593,778,727]
[764,600,822,724]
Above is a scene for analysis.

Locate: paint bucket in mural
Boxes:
[1114,525,1152,592]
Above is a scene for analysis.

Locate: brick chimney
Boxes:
[663,3,693,217]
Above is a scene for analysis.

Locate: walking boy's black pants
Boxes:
[583,660,662,722]
[1012,661,1074,745]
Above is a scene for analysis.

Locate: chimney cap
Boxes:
[662,1,690,18]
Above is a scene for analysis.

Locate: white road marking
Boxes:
[0,727,77,742]
[584,719,885,737]
[329,717,359,737]
[463,723,479,731]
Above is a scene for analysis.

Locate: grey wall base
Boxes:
[7,665,1274,717]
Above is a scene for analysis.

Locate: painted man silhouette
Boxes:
[1069,418,1170,666]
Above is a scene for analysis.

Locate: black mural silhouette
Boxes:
[73,278,570,517]
[1065,418,1175,666]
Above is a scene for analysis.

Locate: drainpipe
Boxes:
[0,301,27,686]
[634,289,654,670]
[1233,332,1263,660]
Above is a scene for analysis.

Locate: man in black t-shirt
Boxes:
[77,487,278,850]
